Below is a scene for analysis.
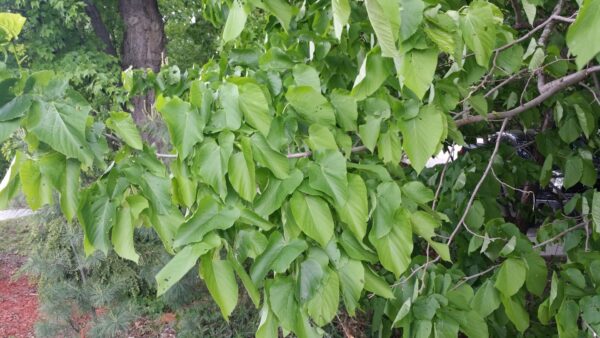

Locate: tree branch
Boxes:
[286,145,368,159]
[537,0,565,92]
[456,66,600,127]
[533,223,584,248]
[447,118,509,246]
[84,0,117,56]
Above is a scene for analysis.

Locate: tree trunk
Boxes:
[118,0,165,126]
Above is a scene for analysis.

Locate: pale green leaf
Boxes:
[400,48,438,99]
[398,105,444,173]
[307,269,340,326]
[337,257,364,315]
[308,150,348,206]
[495,258,527,297]
[286,86,336,126]
[363,266,395,299]
[156,95,203,159]
[338,174,369,240]
[228,138,256,202]
[365,0,400,58]
[106,111,143,150]
[332,0,351,39]
[460,1,497,67]
[358,117,381,152]
[200,255,239,321]
[290,192,334,247]
[223,0,248,43]
[250,133,289,179]
[239,82,272,136]
[0,12,26,40]
[566,0,600,69]
[308,124,338,151]
[369,210,413,277]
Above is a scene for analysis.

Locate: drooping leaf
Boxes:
[460,1,498,67]
[332,0,351,40]
[156,95,204,159]
[106,111,143,150]
[338,174,369,240]
[307,268,340,326]
[286,86,336,126]
[238,82,272,136]
[566,0,600,69]
[290,192,334,247]
[223,0,248,43]
[398,105,444,173]
[495,258,527,297]
[308,150,348,206]
[200,255,239,321]
[400,48,438,99]
[228,138,256,202]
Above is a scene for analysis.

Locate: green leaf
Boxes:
[338,174,369,240]
[229,138,256,202]
[0,152,23,209]
[401,181,434,204]
[358,117,381,152]
[228,252,260,307]
[400,48,438,99]
[254,169,303,217]
[377,127,402,164]
[574,104,595,139]
[223,0,248,43]
[250,133,289,179]
[286,86,336,126]
[213,82,243,131]
[471,280,501,317]
[290,192,334,247]
[372,182,403,238]
[468,94,488,117]
[106,111,143,150]
[26,97,92,165]
[308,150,348,206]
[308,124,338,151]
[293,65,321,92]
[330,91,358,131]
[365,0,400,58]
[411,211,450,261]
[593,190,600,234]
[156,96,204,158]
[566,0,600,69]
[156,233,221,296]
[0,95,31,122]
[256,302,278,338]
[369,210,413,277]
[524,252,547,297]
[250,233,308,283]
[501,294,530,333]
[262,0,294,28]
[0,13,26,40]
[540,154,553,187]
[495,258,527,297]
[460,1,497,67]
[112,202,139,263]
[398,105,444,173]
[338,257,364,315]
[20,159,52,210]
[564,156,583,189]
[352,50,390,100]
[60,159,80,221]
[194,136,233,198]
[175,199,240,247]
[239,82,272,136]
[521,0,536,25]
[78,185,115,255]
[267,276,299,332]
[0,119,21,144]
[200,255,239,321]
[400,0,425,39]
[363,266,395,299]
[332,0,351,39]
[307,268,340,326]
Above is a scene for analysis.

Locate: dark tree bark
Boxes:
[118,0,166,127]
[83,0,117,56]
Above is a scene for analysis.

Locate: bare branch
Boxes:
[452,263,500,290]
[537,0,565,92]
[456,65,600,127]
[432,160,450,211]
[447,118,509,246]
[533,223,585,249]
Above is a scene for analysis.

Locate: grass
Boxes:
[0,214,36,256]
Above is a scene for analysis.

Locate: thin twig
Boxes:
[156,153,178,158]
[580,83,600,106]
[451,263,500,290]
[537,0,565,92]
[432,160,450,211]
[287,145,368,159]
[392,256,441,288]
[447,118,509,246]
[491,167,536,210]
[533,223,585,248]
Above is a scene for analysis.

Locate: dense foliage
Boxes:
[1,0,600,336]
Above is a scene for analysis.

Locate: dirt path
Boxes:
[0,210,37,337]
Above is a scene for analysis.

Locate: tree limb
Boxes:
[537,0,565,92]
[456,65,600,127]
[83,0,117,56]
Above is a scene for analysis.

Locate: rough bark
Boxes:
[83,0,117,56]
[119,0,165,126]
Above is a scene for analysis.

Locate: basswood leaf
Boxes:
[332,0,350,39]
[250,133,289,179]
[227,252,260,308]
[330,90,358,131]
[20,159,52,210]
[156,96,203,158]
[460,1,497,67]
[0,95,31,121]
[0,119,21,143]
[338,174,369,240]
[501,294,530,332]
[308,150,348,206]
[358,117,381,152]
[566,0,600,69]
[307,268,340,326]
[369,209,413,277]
[0,152,23,209]
[193,135,234,198]
[400,0,425,39]
[308,124,337,151]
[523,252,547,297]
[112,203,139,263]
[495,258,527,297]
[337,257,364,315]
[471,280,501,317]
[564,156,583,189]
[223,0,248,43]
[78,184,115,255]
[372,182,402,238]
[26,96,93,165]
[377,127,402,164]
[238,82,272,136]
[228,138,256,202]
[106,111,143,150]
[400,48,438,99]
[250,233,308,284]
[286,86,336,126]
[61,159,80,221]
[293,64,321,92]
[290,192,334,247]
[593,190,600,233]
[398,105,444,173]
[262,0,294,28]
[363,266,395,299]
[200,255,239,321]
[254,169,303,217]
[175,202,240,247]
[0,12,26,40]
[365,0,400,58]
[351,49,389,100]
[267,276,300,332]
[156,233,221,296]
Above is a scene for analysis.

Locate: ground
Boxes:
[0,213,38,338]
